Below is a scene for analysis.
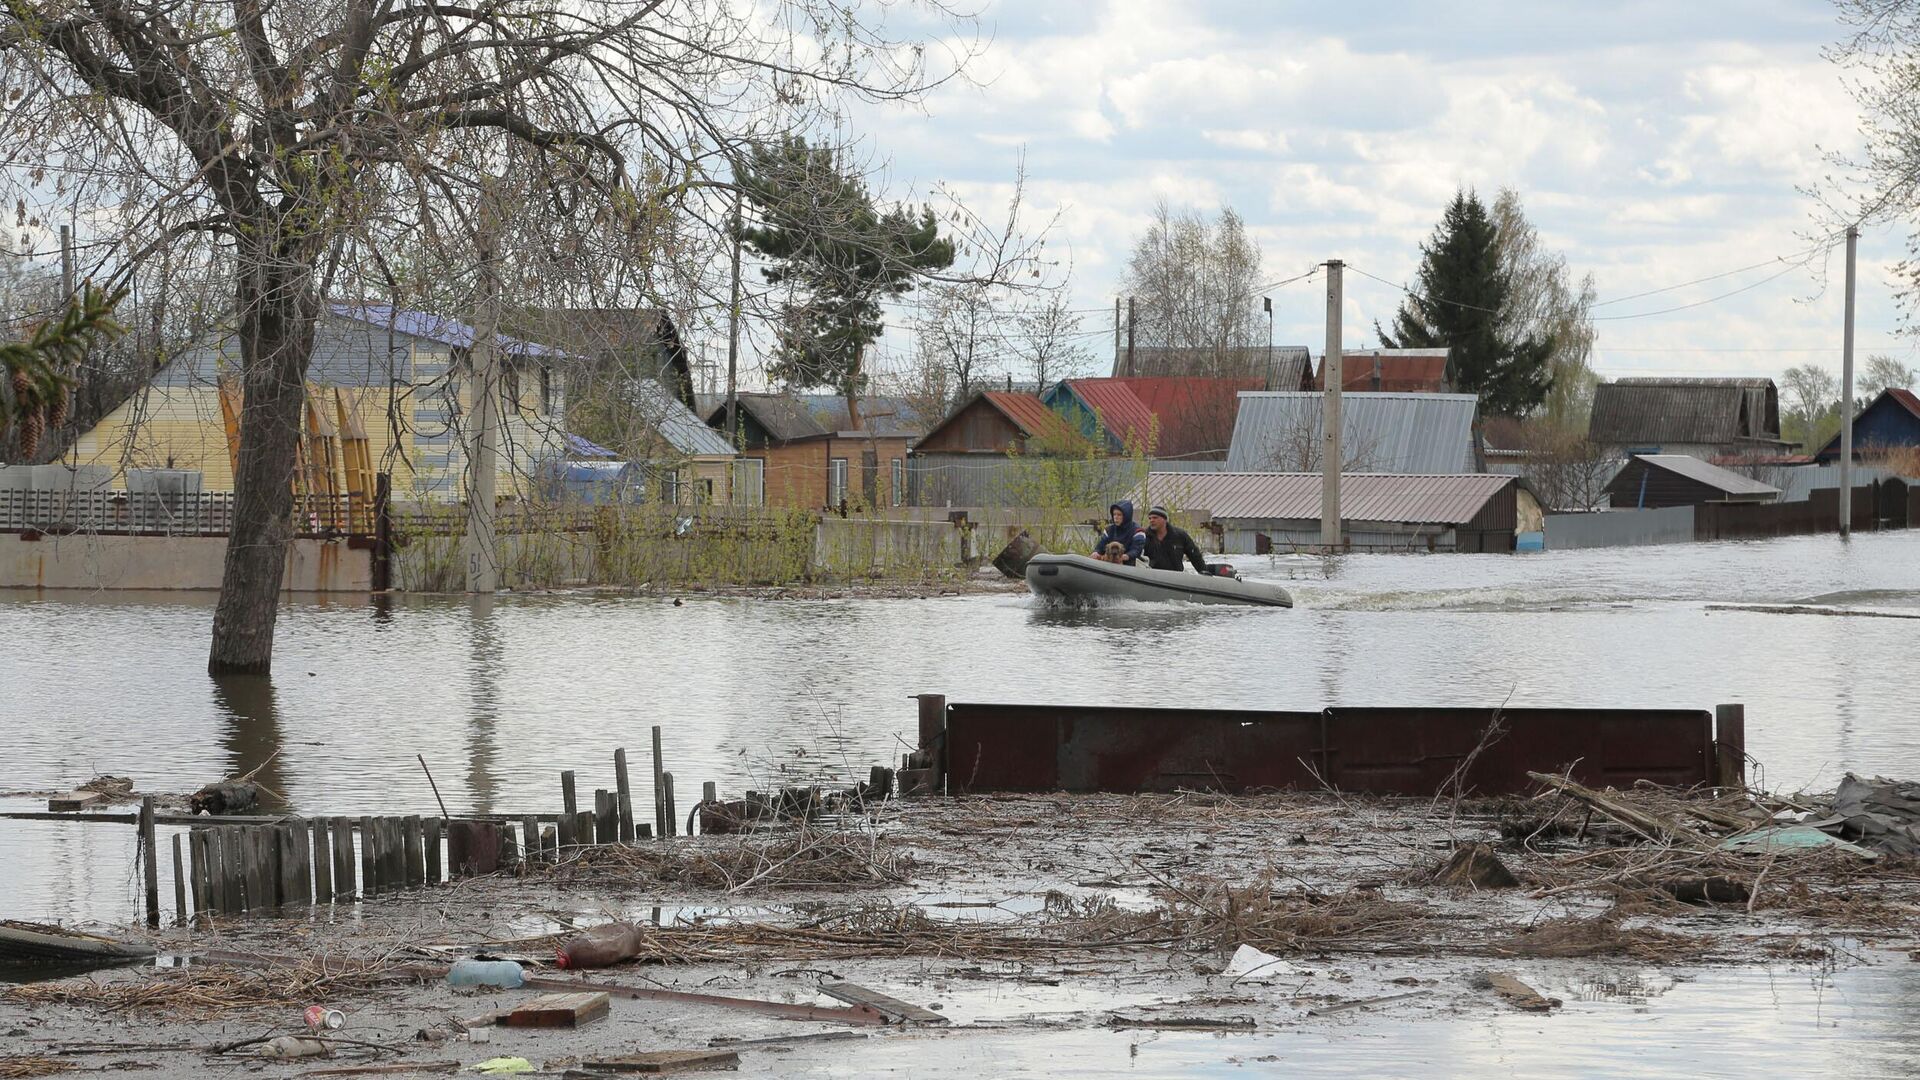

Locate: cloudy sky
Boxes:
[843,0,1914,386]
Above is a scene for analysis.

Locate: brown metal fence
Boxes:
[1691,483,1907,541]
[0,489,369,538]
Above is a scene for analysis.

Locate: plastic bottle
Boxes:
[445,959,526,988]
[555,922,645,970]
[259,1036,329,1059]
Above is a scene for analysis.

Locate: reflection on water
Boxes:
[7,531,1920,923]
[209,675,287,809]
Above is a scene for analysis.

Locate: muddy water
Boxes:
[6,531,1920,924]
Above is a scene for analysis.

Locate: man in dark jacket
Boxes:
[1142,506,1209,573]
[1094,500,1147,565]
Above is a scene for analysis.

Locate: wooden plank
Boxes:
[522,816,541,866]
[575,1049,740,1074]
[424,817,442,884]
[311,819,333,900]
[576,811,595,850]
[504,991,611,1029]
[817,982,949,1024]
[289,821,313,906]
[404,816,426,887]
[47,791,107,812]
[595,790,616,844]
[139,797,160,928]
[171,834,188,925]
[220,828,244,912]
[331,816,356,900]
[359,815,378,895]
[651,726,666,840]
[614,749,635,842]
[662,774,676,838]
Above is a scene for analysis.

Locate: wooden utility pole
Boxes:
[1113,297,1121,374]
[726,192,743,450]
[464,187,503,593]
[1321,260,1344,549]
[1839,225,1858,538]
[59,224,74,300]
[1125,297,1136,377]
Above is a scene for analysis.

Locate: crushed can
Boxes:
[303,1005,346,1032]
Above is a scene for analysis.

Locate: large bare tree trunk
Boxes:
[208,253,318,675]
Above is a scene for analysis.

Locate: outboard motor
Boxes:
[1207,563,1236,579]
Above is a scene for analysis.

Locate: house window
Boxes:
[891,458,904,506]
[732,458,765,506]
[828,457,848,508]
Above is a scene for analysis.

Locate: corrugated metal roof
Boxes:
[1056,379,1158,450]
[1138,471,1513,525]
[1315,349,1449,393]
[1588,377,1781,445]
[1113,345,1311,387]
[631,379,736,457]
[1627,454,1780,496]
[795,393,930,436]
[723,393,834,441]
[1226,391,1478,473]
[982,391,1075,441]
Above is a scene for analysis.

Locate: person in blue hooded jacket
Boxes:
[1093,500,1147,565]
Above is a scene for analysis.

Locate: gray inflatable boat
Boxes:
[1024,553,1292,608]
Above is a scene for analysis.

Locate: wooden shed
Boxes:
[1604,454,1780,509]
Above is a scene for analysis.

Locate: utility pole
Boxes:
[464,187,503,594]
[1125,297,1136,377]
[59,224,74,300]
[1839,225,1858,538]
[725,191,743,451]
[1113,297,1121,375]
[1263,296,1274,387]
[1321,260,1344,550]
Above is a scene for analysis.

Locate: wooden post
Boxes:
[245,827,268,911]
[359,815,377,896]
[522,816,540,866]
[425,817,443,884]
[702,781,717,804]
[541,825,557,862]
[575,811,595,850]
[311,819,333,900]
[332,816,356,900]
[595,790,616,843]
[170,834,188,926]
[1715,704,1747,790]
[404,817,426,887]
[651,726,666,841]
[663,773,677,838]
[139,796,160,928]
[557,805,576,850]
[499,823,517,868]
[614,749,635,842]
[561,770,578,820]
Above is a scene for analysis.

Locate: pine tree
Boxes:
[735,137,955,426]
[1376,190,1553,418]
[1,285,126,459]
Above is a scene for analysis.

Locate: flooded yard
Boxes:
[6,531,1920,923]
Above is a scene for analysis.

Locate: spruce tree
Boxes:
[1376,190,1553,417]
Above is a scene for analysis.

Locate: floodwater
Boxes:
[6,530,1920,926]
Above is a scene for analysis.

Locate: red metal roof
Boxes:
[982,391,1076,443]
[1138,471,1513,525]
[1315,350,1449,393]
[1892,388,1920,419]
[1061,377,1260,457]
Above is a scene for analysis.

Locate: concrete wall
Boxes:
[0,533,372,590]
[1544,506,1696,550]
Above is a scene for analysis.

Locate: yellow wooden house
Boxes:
[69,305,731,506]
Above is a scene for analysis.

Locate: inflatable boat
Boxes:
[1024,553,1292,608]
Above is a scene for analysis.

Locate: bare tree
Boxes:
[1123,201,1265,367]
[1515,422,1613,511]
[1491,189,1597,428]
[1,0,980,673]
[1012,287,1092,393]
[1256,410,1382,472]
[914,280,999,401]
[1863,353,1918,394]
[1781,362,1838,451]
